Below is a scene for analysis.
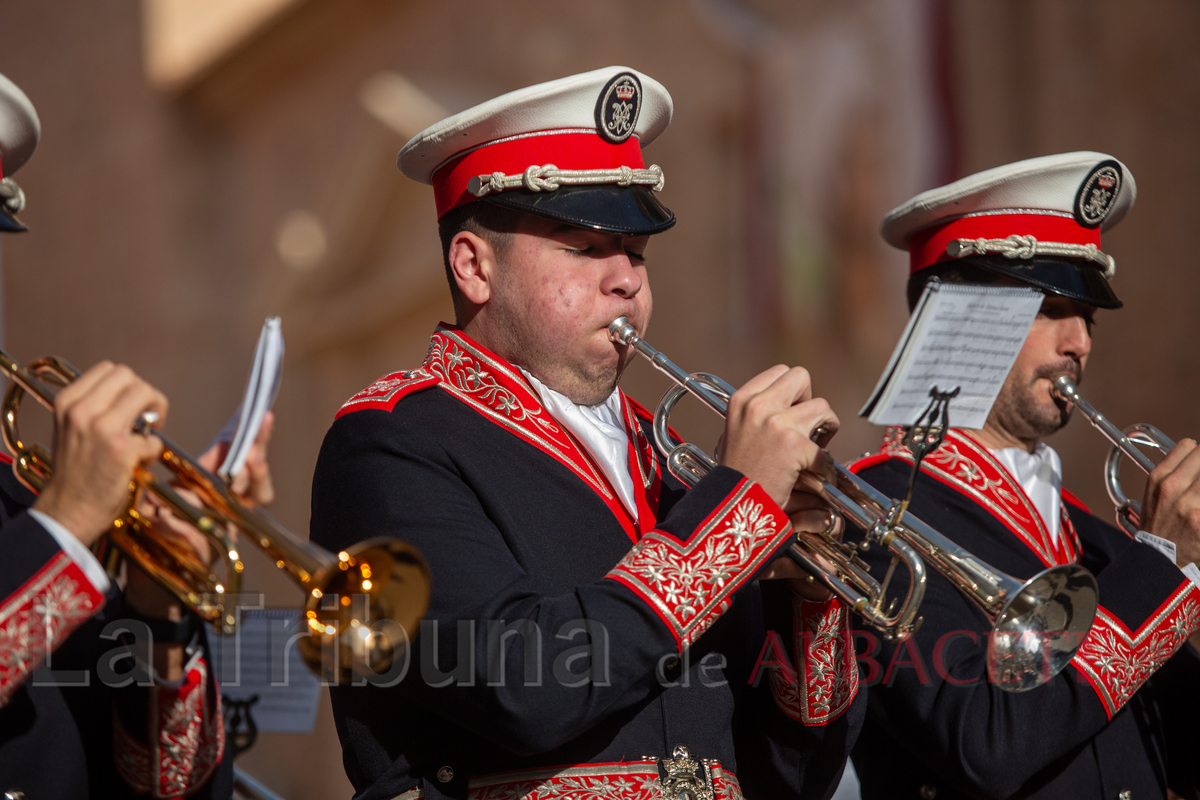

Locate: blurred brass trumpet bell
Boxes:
[0,350,429,683]
[611,317,1098,690]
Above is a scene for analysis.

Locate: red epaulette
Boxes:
[335,368,439,420]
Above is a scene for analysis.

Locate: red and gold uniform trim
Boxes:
[607,479,791,652]
[338,325,666,541]
[336,368,438,418]
[768,597,859,726]
[855,428,1082,567]
[392,759,745,800]
[114,656,226,799]
[1073,581,1200,719]
[853,427,1200,718]
[0,551,104,707]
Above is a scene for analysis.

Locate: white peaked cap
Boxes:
[394,67,676,234]
[397,66,673,185]
[883,152,1137,309]
[882,151,1137,249]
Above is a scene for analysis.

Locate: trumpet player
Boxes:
[848,153,1200,800]
[0,74,271,799]
[311,68,861,800]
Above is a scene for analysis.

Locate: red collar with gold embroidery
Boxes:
[851,428,1081,567]
[340,325,664,542]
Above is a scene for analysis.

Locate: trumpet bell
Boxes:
[988,563,1097,691]
[299,538,430,684]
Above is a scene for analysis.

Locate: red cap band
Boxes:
[908,212,1102,273]
[432,131,645,219]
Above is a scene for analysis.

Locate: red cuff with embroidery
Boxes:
[761,597,859,726]
[1073,578,1200,719]
[606,476,792,652]
[0,551,105,707]
[115,656,226,799]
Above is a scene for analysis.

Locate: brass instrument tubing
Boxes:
[1052,376,1166,473]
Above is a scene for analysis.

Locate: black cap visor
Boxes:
[0,207,26,233]
[481,184,675,235]
[910,255,1122,310]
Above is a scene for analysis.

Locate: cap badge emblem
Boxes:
[1074,160,1122,228]
[596,72,642,144]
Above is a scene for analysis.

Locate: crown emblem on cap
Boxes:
[1074,160,1123,228]
[595,72,642,144]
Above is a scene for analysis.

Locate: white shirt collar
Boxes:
[988,442,1063,543]
[520,369,638,518]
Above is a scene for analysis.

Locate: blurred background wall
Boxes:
[1,0,1196,797]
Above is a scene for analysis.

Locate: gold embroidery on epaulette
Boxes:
[429,330,614,500]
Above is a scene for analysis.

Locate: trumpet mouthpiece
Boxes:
[608,317,638,346]
[1050,374,1078,401]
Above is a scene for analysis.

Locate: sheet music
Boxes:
[216,317,284,480]
[207,608,321,734]
[860,282,1043,430]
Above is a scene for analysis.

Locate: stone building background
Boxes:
[0,1,1196,797]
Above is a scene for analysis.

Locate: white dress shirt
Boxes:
[989,443,1064,544]
[521,370,638,519]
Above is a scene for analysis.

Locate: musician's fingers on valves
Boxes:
[1140,436,1200,567]
[32,361,168,546]
[718,364,841,508]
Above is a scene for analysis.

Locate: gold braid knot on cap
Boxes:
[468,163,665,197]
[946,234,1115,279]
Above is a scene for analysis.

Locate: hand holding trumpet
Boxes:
[713,362,844,599]
[1138,438,1200,568]
[32,361,168,547]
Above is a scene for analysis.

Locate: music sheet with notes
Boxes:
[860,281,1043,430]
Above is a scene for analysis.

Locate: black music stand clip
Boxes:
[887,385,960,529]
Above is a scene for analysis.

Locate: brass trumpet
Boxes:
[1052,374,1175,536]
[610,317,1098,690]
[0,351,429,683]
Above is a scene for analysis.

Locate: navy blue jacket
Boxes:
[310,326,865,800]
